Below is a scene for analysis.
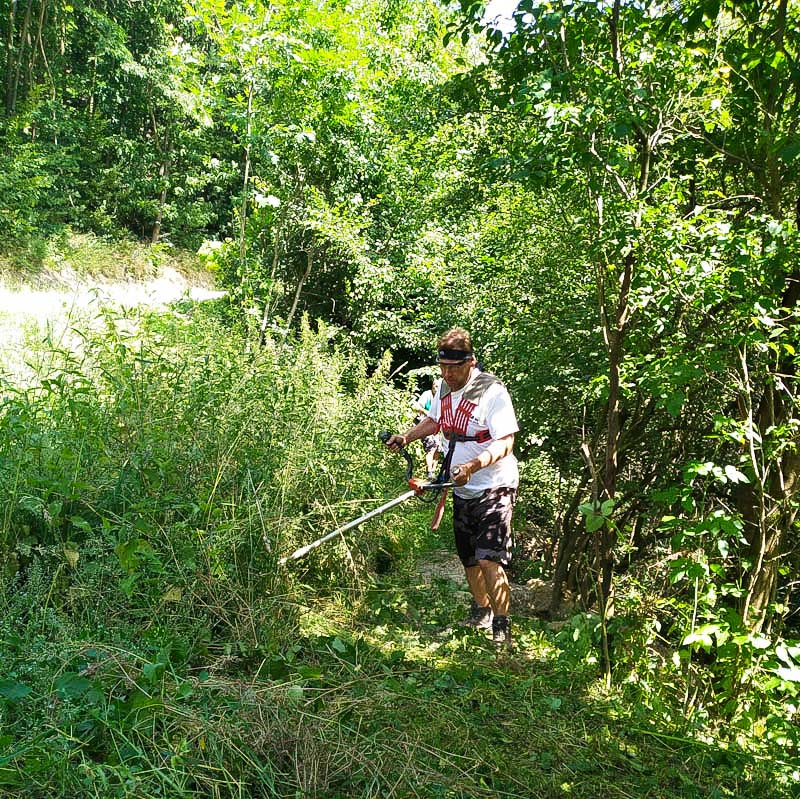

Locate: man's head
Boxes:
[437,327,476,391]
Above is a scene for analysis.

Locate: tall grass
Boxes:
[0,300,795,798]
[0,301,422,796]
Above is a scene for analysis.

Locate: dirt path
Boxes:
[416,549,573,620]
[0,264,225,382]
[0,265,223,321]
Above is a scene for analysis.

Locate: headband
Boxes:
[436,348,474,363]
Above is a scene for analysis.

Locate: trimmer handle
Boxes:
[378,430,414,481]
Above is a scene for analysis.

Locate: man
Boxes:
[385,328,519,647]
[413,377,444,478]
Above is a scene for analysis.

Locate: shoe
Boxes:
[459,600,493,630]
[492,615,512,649]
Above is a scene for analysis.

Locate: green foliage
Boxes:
[2,0,800,791]
[0,275,794,794]
[0,292,435,793]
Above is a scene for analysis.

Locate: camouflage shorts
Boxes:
[453,486,516,568]
[422,434,443,454]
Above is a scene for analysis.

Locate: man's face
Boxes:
[438,358,474,391]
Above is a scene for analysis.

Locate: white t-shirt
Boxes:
[429,370,519,498]
[415,389,434,415]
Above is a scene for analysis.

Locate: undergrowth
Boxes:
[0,229,211,287]
[0,298,796,797]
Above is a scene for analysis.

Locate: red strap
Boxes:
[431,488,449,530]
[441,427,491,443]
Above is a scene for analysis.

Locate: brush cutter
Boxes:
[278,431,453,565]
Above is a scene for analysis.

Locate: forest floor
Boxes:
[417,548,574,622]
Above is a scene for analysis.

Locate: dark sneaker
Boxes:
[459,600,494,630]
[492,615,512,649]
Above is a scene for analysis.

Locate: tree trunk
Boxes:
[151,132,172,244]
[4,0,18,114]
[285,244,313,333]
[258,220,285,345]
[596,249,633,614]
[737,268,800,633]
[10,0,33,114]
[34,0,54,101]
[549,475,590,613]
[238,79,255,272]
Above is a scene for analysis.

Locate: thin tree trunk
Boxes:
[4,0,18,113]
[258,222,284,345]
[34,0,53,101]
[598,250,632,613]
[151,144,171,244]
[729,0,797,633]
[285,245,313,333]
[10,0,33,114]
[738,268,800,632]
[149,96,172,245]
[549,474,590,613]
[23,0,37,90]
[238,79,254,270]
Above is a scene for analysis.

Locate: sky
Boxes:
[482,0,519,32]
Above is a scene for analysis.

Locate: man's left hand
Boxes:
[451,462,475,486]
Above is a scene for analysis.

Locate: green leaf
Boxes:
[0,681,32,702]
[724,465,748,483]
[585,514,605,532]
[666,391,685,417]
[778,140,800,163]
[297,666,323,679]
[770,51,786,69]
[682,632,711,649]
[287,685,304,702]
[143,662,166,683]
[55,673,91,699]
[69,515,92,532]
[115,538,153,572]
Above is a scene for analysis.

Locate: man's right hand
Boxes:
[384,434,407,452]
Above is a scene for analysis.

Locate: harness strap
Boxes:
[442,429,492,443]
[437,371,501,480]
[441,435,457,481]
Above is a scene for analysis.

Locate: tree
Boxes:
[447,0,800,642]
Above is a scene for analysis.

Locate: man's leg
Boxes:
[460,564,493,628]
[473,488,516,648]
[465,563,490,607]
[454,496,493,627]
[479,559,510,616]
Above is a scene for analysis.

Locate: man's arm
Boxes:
[384,416,439,451]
